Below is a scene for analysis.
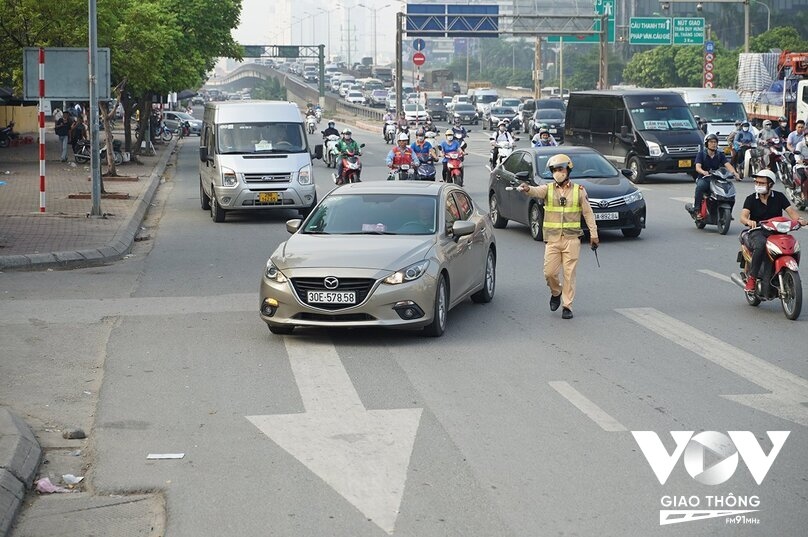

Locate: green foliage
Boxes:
[622,40,738,88]
[749,26,808,53]
[561,47,625,90]
[252,76,286,101]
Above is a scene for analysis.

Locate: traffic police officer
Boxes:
[518,154,599,319]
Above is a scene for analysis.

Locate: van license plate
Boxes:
[307,291,356,304]
[678,159,691,168]
[258,192,279,203]
[595,212,619,221]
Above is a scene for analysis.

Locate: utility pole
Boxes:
[89,0,102,216]
[533,37,541,100]
[395,11,403,116]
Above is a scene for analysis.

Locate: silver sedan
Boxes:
[260,182,497,337]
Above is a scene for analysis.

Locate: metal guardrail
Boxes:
[335,100,384,121]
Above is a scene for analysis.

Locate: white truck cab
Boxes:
[668,88,749,149]
[199,101,322,223]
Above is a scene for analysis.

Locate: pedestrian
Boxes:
[70,115,87,154]
[55,110,73,162]
[517,154,599,319]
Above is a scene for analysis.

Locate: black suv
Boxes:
[425,98,447,121]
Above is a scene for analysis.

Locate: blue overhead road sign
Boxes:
[406,4,499,37]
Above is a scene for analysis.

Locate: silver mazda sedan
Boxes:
[260,182,496,337]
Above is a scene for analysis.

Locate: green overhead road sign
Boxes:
[673,17,705,45]
[548,0,614,44]
[629,17,671,45]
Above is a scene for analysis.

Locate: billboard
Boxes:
[23,47,111,100]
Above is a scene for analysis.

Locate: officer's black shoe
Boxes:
[550,294,561,311]
[562,307,573,319]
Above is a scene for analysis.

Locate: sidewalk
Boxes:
[0,129,175,537]
[0,130,176,271]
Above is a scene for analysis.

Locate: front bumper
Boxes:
[587,200,647,231]
[214,183,317,211]
[259,268,438,329]
[639,154,698,175]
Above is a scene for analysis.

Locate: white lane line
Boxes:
[549,381,627,432]
[616,307,808,426]
[698,269,733,284]
[671,197,693,203]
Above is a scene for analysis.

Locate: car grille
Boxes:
[244,173,291,183]
[664,145,699,154]
[293,312,376,322]
[291,277,377,310]
[589,197,627,209]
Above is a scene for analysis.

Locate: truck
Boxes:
[668,88,748,150]
[372,66,393,86]
[737,51,808,131]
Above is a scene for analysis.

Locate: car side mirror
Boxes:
[620,125,629,137]
[451,220,475,240]
[621,168,636,181]
[199,146,209,162]
[286,219,302,234]
[515,171,530,180]
[313,144,323,160]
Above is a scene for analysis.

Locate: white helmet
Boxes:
[397,132,409,142]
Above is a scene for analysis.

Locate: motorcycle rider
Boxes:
[774,116,790,139]
[382,110,395,139]
[733,121,755,176]
[758,119,782,172]
[335,128,362,183]
[386,133,415,177]
[532,127,558,147]
[690,133,740,218]
[438,128,463,182]
[411,128,436,161]
[739,169,808,291]
[786,119,805,153]
[396,111,409,132]
[321,120,339,139]
[490,120,515,167]
[451,117,468,141]
[726,120,742,167]
[516,154,599,320]
[424,117,438,134]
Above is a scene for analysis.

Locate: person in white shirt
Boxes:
[490,121,514,166]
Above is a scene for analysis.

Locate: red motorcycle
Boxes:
[761,136,790,183]
[333,143,365,186]
[731,217,803,320]
[444,151,465,186]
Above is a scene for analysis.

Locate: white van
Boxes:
[668,88,748,149]
[471,89,498,118]
[199,101,322,223]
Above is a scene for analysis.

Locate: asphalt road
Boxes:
[2,118,807,536]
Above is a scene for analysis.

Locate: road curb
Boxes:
[0,139,177,272]
[0,408,42,537]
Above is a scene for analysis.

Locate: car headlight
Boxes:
[623,190,643,204]
[265,260,288,283]
[298,164,312,185]
[646,141,663,157]
[221,166,238,187]
[383,260,430,285]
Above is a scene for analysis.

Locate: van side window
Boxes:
[591,108,613,132]
[570,107,590,130]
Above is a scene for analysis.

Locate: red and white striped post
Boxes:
[38,47,46,212]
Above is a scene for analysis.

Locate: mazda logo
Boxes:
[323,277,339,289]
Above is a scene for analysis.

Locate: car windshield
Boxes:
[491,107,515,116]
[537,100,565,110]
[372,90,387,97]
[348,92,362,97]
[535,109,565,120]
[629,105,696,131]
[454,104,475,112]
[534,152,618,180]
[501,99,520,107]
[216,122,308,154]
[687,102,746,123]
[302,194,438,235]
[478,94,498,104]
[404,104,426,112]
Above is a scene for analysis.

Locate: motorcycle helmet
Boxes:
[779,116,787,124]
[397,132,409,142]
[742,121,750,127]
[753,169,776,185]
[547,153,573,171]
[415,128,425,138]
[445,129,454,136]
[539,127,550,135]
[762,119,772,128]
[341,128,352,135]
[328,121,335,128]
[704,133,719,144]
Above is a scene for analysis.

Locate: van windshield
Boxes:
[477,94,498,104]
[217,123,308,154]
[628,106,696,131]
[687,102,746,123]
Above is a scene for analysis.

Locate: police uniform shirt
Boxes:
[742,190,791,223]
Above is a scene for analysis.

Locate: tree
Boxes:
[749,26,808,53]
[622,40,737,88]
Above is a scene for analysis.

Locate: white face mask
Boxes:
[743,127,749,131]
[553,171,568,184]
[754,184,768,195]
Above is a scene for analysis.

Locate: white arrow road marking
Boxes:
[697,269,733,284]
[617,308,808,426]
[549,381,627,432]
[246,338,422,535]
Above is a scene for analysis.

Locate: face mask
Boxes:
[743,127,749,131]
[781,123,787,127]
[553,171,567,184]
[754,184,768,195]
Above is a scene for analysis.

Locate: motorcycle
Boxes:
[323,134,340,168]
[387,163,415,181]
[444,150,464,186]
[0,121,19,148]
[415,153,437,181]
[730,217,803,320]
[152,122,173,142]
[306,115,317,134]
[175,120,191,138]
[315,108,322,123]
[761,136,790,183]
[786,152,808,210]
[490,138,516,168]
[685,168,736,235]
[333,143,365,185]
[384,121,396,144]
[74,139,123,165]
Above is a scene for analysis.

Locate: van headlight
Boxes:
[221,166,238,187]
[623,190,643,204]
[646,141,663,157]
[265,260,288,283]
[298,165,312,185]
[383,260,429,285]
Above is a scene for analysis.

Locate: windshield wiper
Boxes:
[344,231,397,235]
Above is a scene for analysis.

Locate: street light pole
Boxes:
[757,0,771,31]
[357,3,391,66]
